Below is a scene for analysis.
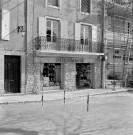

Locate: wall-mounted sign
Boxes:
[56,57,84,63]
[113,55,121,59]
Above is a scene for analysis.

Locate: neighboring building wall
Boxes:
[1,0,25,50]
[0,0,25,94]
[106,5,133,80]
[107,49,133,79]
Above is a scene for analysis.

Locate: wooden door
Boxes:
[4,56,20,93]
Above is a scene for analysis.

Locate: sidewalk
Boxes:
[0,88,131,104]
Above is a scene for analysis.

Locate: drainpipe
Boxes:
[24,0,27,94]
[101,0,106,89]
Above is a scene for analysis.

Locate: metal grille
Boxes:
[81,0,90,13]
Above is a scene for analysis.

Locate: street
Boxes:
[0,92,133,135]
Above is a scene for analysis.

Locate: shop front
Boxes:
[39,56,95,91]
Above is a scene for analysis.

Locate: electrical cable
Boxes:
[0,0,12,8]
[17,0,19,27]
[3,2,24,15]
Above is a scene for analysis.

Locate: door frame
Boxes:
[4,55,21,94]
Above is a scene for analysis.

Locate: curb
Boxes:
[0,89,129,105]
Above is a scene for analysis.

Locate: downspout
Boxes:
[24,0,27,94]
[101,0,106,88]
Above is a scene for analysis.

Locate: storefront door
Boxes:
[76,63,92,89]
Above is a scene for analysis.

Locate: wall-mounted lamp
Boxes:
[99,55,108,61]
[18,26,25,36]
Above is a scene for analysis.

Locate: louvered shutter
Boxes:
[92,25,97,42]
[61,20,68,39]
[1,9,10,40]
[38,17,46,37]
[75,23,80,40]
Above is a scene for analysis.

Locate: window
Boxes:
[47,0,59,7]
[81,25,91,45]
[81,0,91,13]
[115,50,119,54]
[46,19,59,42]
[128,22,130,34]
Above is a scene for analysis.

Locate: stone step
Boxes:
[43,86,60,91]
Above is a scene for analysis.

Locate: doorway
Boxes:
[76,63,92,89]
[4,56,21,93]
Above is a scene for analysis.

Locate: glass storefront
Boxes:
[76,63,92,89]
[43,63,61,87]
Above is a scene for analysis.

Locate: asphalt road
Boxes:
[0,92,133,135]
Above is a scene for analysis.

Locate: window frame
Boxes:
[80,0,91,15]
[81,25,90,45]
[46,16,61,43]
[46,0,61,9]
[80,23,92,45]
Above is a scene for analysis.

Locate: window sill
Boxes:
[46,5,61,10]
[80,12,91,15]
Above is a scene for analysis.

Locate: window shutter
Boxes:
[92,25,97,42]
[75,23,80,40]
[61,20,68,39]
[1,9,10,40]
[38,17,46,37]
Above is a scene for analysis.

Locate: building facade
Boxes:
[0,0,104,95]
[105,0,133,85]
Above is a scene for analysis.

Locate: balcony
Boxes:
[34,37,103,57]
[106,0,132,17]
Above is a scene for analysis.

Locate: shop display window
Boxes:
[43,63,61,86]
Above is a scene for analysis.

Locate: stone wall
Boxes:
[94,58,102,88]
[27,0,101,41]
[64,63,76,91]
[26,54,41,94]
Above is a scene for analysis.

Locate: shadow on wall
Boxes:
[0,128,39,135]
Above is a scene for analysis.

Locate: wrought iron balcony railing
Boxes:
[35,36,102,53]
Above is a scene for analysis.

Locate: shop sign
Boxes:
[56,57,84,63]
